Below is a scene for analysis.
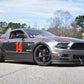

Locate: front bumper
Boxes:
[51,49,84,65]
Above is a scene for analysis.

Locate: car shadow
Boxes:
[4,61,36,66]
[49,64,83,67]
[4,61,84,67]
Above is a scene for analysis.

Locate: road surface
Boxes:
[0,62,84,84]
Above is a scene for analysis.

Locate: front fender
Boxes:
[33,38,58,54]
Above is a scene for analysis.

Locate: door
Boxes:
[3,30,34,61]
[4,38,23,60]
[3,30,24,60]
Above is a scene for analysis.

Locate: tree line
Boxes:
[0,22,31,33]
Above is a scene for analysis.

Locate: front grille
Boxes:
[73,55,84,59]
[71,43,84,50]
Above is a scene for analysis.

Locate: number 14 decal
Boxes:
[16,42,22,52]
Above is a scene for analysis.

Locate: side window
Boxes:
[9,30,26,39]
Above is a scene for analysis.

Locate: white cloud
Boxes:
[0,0,84,16]
[0,0,84,28]
[0,9,3,13]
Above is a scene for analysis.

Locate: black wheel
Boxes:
[0,49,4,62]
[34,45,51,66]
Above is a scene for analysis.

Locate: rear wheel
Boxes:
[34,45,51,66]
[0,49,4,62]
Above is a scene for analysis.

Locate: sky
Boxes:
[0,0,84,29]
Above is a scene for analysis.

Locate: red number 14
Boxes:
[16,42,22,52]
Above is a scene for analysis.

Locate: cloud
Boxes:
[0,9,3,13]
[0,0,84,28]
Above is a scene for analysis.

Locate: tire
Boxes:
[0,49,4,62]
[34,45,51,66]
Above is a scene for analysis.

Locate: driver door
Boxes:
[4,30,25,60]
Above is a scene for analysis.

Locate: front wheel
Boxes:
[34,45,51,66]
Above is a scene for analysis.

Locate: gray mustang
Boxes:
[0,28,84,65]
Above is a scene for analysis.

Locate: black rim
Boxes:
[36,46,51,64]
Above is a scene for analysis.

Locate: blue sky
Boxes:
[0,0,84,29]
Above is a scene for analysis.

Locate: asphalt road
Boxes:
[0,62,84,84]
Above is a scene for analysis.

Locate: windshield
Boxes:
[25,29,56,38]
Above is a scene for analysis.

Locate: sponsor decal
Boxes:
[28,43,32,46]
[26,49,32,52]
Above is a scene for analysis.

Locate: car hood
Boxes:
[38,36,84,43]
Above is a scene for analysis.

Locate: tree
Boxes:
[48,10,79,38]
[21,24,27,28]
[0,22,7,33]
[0,22,30,33]
[49,10,72,36]
[7,22,21,29]
[75,15,84,32]
[28,26,31,29]
[7,22,28,30]
[51,10,72,28]
[2,22,28,33]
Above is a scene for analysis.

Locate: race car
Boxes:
[0,28,84,66]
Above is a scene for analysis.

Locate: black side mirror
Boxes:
[16,34,25,39]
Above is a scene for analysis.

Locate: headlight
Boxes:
[56,43,69,49]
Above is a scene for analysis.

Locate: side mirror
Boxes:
[16,34,25,39]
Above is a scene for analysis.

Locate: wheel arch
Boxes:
[33,42,51,52]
